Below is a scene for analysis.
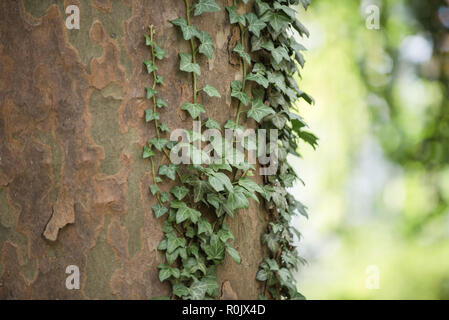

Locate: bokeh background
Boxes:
[291,0,449,299]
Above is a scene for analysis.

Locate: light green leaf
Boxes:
[246,12,266,37]
[146,87,157,99]
[226,6,246,26]
[247,98,275,122]
[158,164,178,180]
[179,53,201,75]
[170,185,189,201]
[202,85,221,98]
[197,31,214,59]
[145,109,159,122]
[226,245,241,264]
[181,102,205,119]
[194,0,220,16]
[152,203,168,218]
[233,42,251,65]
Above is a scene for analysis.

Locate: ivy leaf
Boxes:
[166,236,186,254]
[246,12,266,37]
[197,218,213,235]
[189,281,207,300]
[149,184,160,195]
[205,118,221,130]
[176,205,201,224]
[152,203,168,218]
[170,185,189,201]
[226,6,246,26]
[208,172,233,192]
[159,268,171,282]
[227,188,249,211]
[246,72,269,88]
[156,98,167,108]
[160,192,170,203]
[262,232,280,253]
[173,283,190,298]
[153,45,166,60]
[233,42,251,65]
[271,46,290,64]
[170,17,187,27]
[202,85,221,98]
[247,98,275,122]
[143,146,155,158]
[203,235,225,262]
[262,10,290,33]
[143,60,157,73]
[217,223,234,242]
[159,122,170,132]
[266,113,287,129]
[230,80,250,106]
[197,31,214,59]
[156,75,164,85]
[179,53,201,75]
[194,0,220,16]
[255,0,271,16]
[149,137,168,151]
[146,87,157,99]
[145,109,159,122]
[238,177,264,194]
[181,102,205,119]
[256,269,269,281]
[159,164,178,180]
[226,245,241,264]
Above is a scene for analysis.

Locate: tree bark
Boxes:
[0,0,267,299]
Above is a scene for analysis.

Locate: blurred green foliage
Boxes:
[292,0,449,299]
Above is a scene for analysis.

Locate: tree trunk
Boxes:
[0,0,266,299]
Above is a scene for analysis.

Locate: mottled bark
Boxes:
[0,0,266,299]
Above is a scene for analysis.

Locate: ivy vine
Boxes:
[143,0,315,300]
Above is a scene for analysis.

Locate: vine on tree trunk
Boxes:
[143,0,315,300]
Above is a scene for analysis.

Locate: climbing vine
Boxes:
[143,0,315,300]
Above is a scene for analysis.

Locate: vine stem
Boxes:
[235,22,247,125]
[184,0,198,105]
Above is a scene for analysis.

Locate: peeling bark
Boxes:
[0,0,267,299]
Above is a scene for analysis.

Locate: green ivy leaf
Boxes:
[149,184,160,195]
[159,122,170,132]
[149,137,168,151]
[181,102,205,119]
[173,283,190,298]
[143,146,155,158]
[156,98,167,108]
[176,205,201,224]
[160,191,170,203]
[238,177,264,194]
[226,6,246,26]
[205,118,221,130]
[256,269,269,281]
[146,87,157,99]
[227,188,249,211]
[145,109,159,122]
[197,218,213,235]
[170,185,189,200]
[197,31,214,59]
[226,245,242,264]
[247,98,275,122]
[159,164,178,180]
[194,0,220,16]
[202,85,221,98]
[246,12,266,37]
[246,72,269,88]
[208,172,233,192]
[152,203,168,218]
[179,53,201,75]
[153,45,166,60]
[143,60,157,73]
[233,42,251,65]
[203,235,225,262]
[230,80,251,106]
